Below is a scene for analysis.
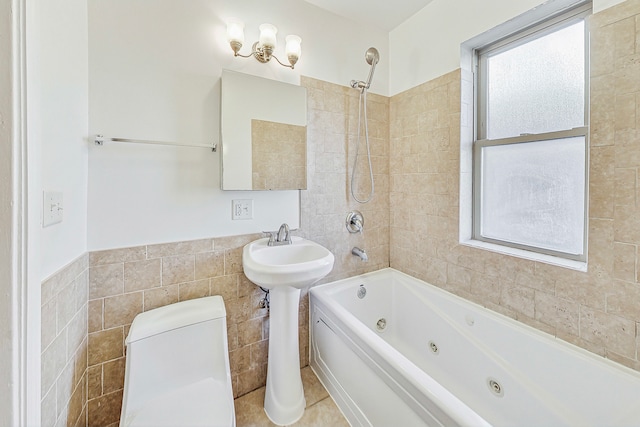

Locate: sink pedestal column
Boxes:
[264,286,305,425]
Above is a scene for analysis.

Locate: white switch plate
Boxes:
[43,191,63,227]
[232,199,253,220]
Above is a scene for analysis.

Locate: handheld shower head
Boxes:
[365,47,379,66]
[364,47,379,89]
[351,47,380,91]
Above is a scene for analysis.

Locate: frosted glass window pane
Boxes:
[480,136,585,255]
[486,21,585,140]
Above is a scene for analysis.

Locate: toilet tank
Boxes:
[122,296,231,415]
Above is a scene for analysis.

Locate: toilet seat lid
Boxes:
[123,377,235,427]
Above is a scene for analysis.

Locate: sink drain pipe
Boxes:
[259,286,270,309]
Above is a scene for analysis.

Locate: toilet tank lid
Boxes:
[127,295,226,344]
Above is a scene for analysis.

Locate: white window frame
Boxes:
[459,1,591,269]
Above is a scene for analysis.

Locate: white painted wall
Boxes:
[87,0,389,250]
[390,0,619,96]
[389,0,546,95]
[28,0,88,278]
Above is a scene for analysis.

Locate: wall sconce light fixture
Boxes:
[226,20,302,69]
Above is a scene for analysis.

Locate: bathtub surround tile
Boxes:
[534,292,580,337]
[614,242,637,281]
[389,0,640,374]
[590,146,616,219]
[580,306,637,358]
[605,280,640,320]
[300,76,390,282]
[614,168,636,207]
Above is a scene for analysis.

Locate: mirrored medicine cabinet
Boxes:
[220,69,307,190]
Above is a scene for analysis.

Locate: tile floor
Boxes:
[234,366,349,427]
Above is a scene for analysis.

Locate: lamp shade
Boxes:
[259,23,277,49]
[285,35,302,64]
[226,19,245,45]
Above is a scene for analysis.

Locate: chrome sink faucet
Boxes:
[277,223,290,243]
[264,223,293,246]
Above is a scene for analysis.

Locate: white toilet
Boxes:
[119,295,236,427]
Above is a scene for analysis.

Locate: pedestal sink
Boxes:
[242,236,334,425]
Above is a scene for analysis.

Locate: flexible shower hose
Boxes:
[350,88,375,204]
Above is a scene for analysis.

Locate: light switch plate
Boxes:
[43,191,63,227]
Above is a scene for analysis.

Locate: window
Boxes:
[473,5,589,261]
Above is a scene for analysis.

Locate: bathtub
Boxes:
[309,268,640,427]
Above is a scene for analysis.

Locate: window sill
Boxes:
[460,239,587,272]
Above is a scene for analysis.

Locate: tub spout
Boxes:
[352,247,368,262]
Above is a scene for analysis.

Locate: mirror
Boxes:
[221,69,307,190]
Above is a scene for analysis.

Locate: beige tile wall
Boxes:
[41,254,89,427]
[389,0,640,372]
[299,76,390,279]
[85,235,267,426]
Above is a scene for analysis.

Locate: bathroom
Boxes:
[2,0,640,425]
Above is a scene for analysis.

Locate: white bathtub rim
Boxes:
[312,267,640,381]
[311,267,640,426]
[312,301,490,427]
[311,286,492,427]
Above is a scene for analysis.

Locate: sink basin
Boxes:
[242,236,334,289]
[242,236,334,425]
